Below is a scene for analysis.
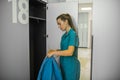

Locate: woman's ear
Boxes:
[65,20,68,25]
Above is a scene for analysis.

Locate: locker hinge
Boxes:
[46,5,48,10]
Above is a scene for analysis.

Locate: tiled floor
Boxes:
[78,48,91,80]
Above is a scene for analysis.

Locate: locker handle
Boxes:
[43,34,48,38]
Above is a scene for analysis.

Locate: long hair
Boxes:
[56,13,76,32]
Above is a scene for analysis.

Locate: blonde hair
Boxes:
[56,13,76,32]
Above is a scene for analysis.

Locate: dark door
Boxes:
[29,0,46,80]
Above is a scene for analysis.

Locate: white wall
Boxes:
[47,0,65,3]
[47,0,92,3]
[0,0,29,80]
[92,0,120,80]
[79,0,92,3]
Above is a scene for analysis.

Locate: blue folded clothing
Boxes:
[37,56,63,80]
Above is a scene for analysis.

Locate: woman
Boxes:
[47,13,80,80]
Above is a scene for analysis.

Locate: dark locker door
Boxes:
[29,0,47,80]
[30,19,46,80]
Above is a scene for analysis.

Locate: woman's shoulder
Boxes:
[69,29,77,36]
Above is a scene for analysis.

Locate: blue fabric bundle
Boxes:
[37,56,63,80]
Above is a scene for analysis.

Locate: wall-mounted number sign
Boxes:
[8,0,28,24]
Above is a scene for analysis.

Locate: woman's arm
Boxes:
[47,46,75,57]
[55,46,74,56]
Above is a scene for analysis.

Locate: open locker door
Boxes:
[47,2,78,52]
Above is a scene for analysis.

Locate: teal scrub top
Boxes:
[60,28,80,80]
[60,28,79,57]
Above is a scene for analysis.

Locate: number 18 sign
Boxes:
[8,0,28,24]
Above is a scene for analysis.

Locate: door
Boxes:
[47,2,78,52]
[29,1,46,79]
[29,19,46,80]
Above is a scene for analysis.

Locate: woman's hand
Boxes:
[47,50,56,57]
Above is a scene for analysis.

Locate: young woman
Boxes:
[47,13,80,80]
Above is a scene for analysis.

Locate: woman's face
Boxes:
[57,18,67,31]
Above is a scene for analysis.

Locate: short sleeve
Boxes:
[68,31,79,47]
[69,32,76,46]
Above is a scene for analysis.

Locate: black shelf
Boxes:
[37,0,47,4]
[30,0,47,6]
[29,16,46,21]
[29,0,46,20]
